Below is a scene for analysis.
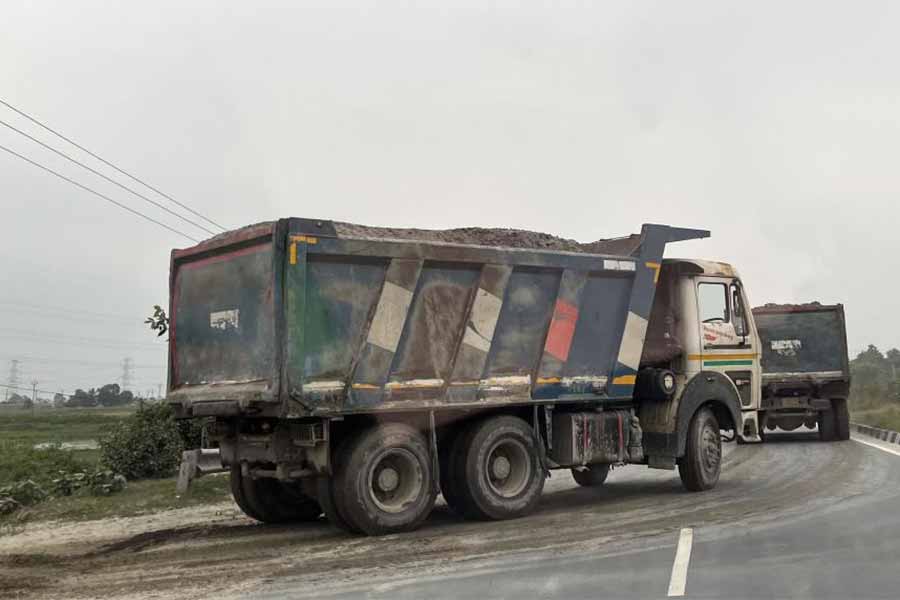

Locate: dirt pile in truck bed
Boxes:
[333,222,642,256]
[189,220,643,257]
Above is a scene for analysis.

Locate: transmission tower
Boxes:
[5,359,19,401]
[120,357,134,392]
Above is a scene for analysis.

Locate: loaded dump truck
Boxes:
[167,219,769,535]
[753,303,851,441]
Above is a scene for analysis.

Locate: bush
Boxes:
[99,403,185,479]
[0,480,48,506]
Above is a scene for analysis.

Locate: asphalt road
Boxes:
[254,431,900,600]
[5,430,899,599]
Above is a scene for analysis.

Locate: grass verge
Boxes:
[1,474,231,527]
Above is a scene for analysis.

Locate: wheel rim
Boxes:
[700,421,721,473]
[485,437,531,498]
[366,448,423,514]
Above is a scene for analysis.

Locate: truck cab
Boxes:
[638,259,763,453]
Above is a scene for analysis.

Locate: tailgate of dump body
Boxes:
[753,303,850,385]
[167,221,287,415]
[283,219,709,416]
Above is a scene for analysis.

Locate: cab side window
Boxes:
[698,282,729,323]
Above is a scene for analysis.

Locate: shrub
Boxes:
[0,480,48,506]
[99,403,184,479]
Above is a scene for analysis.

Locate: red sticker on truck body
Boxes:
[544,299,579,362]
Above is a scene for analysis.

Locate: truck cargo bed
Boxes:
[167,219,708,417]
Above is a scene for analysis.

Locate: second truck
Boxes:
[168,219,778,535]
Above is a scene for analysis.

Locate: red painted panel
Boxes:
[544,299,579,361]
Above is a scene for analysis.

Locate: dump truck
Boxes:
[167,219,768,535]
[753,303,851,441]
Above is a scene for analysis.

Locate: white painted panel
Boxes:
[366,281,414,352]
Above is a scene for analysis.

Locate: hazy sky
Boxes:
[2,1,897,397]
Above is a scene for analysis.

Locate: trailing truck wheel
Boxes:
[571,464,610,487]
[335,423,436,536]
[456,416,545,521]
[818,408,836,441]
[678,407,722,492]
[231,465,322,523]
[833,398,850,441]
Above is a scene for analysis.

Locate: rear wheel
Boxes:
[678,407,721,492]
[439,430,467,515]
[833,398,850,441]
[230,465,263,521]
[455,416,545,521]
[571,464,610,487]
[335,423,436,536]
[317,437,361,533]
[231,465,321,523]
[818,407,836,441]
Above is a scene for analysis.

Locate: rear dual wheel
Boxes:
[447,416,545,521]
[230,465,322,523]
[329,423,437,536]
[820,398,850,442]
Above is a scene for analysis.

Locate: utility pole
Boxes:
[31,378,37,415]
[120,357,134,392]
[5,359,19,402]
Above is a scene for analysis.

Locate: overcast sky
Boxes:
[1,1,897,397]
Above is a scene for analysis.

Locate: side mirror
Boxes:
[732,285,748,339]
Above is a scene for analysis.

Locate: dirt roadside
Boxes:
[0,437,874,600]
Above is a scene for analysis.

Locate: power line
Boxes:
[0,382,57,396]
[0,142,199,242]
[0,118,217,236]
[0,98,226,232]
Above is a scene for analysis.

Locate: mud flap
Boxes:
[737,410,763,443]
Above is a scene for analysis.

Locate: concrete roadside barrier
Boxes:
[851,422,900,446]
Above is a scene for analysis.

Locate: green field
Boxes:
[0,405,231,524]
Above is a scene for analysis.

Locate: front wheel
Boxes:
[571,464,610,487]
[678,407,721,492]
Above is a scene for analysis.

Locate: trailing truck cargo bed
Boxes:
[752,302,851,440]
[167,219,707,418]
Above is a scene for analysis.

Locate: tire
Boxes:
[335,423,437,536]
[439,430,467,515]
[243,476,322,523]
[678,407,722,492]
[833,398,850,441]
[571,464,610,487]
[818,408,836,441]
[317,437,361,533]
[455,416,545,521]
[230,465,264,521]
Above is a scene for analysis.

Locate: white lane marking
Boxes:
[853,436,900,457]
[667,527,694,597]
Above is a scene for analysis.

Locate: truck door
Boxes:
[696,279,761,413]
